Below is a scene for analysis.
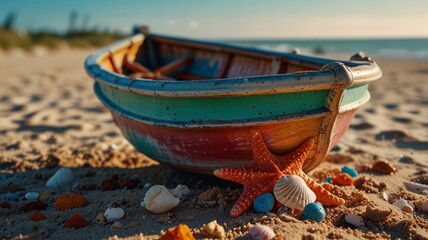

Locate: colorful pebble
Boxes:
[331,145,341,152]
[63,214,90,229]
[160,224,195,240]
[324,176,332,183]
[253,193,275,214]
[301,202,326,222]
[331,173,354,186]
[341,166,358,178]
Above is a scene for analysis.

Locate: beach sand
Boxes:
[0,50,427,239]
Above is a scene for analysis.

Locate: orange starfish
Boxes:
[214,130,345,217]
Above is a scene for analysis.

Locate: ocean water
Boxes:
[224,38,428,60]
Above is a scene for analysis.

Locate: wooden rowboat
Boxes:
[85,27,382,174]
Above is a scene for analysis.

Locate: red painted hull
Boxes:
[111,109,357,174]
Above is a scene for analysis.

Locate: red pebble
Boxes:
[118,178,140,189]
[63,214,90,229]
[0,201,11,209]
[19,201,48,212]
[331,173,354,186]
[101,176,119,191]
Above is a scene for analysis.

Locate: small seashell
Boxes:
[6,192,20,202]
[143,185,180,214]
[331,173,354,186]
[253,193,275,214]
[393,198,414,212]
[403,181,428,195]
[28,211,47,222]
[19,201,47,212]
[38,192,50,202]
[96,212,106,223]
[104,207,125,221]
[0,201,11,209]
[54,194,86,210]
[63,214,89,229]
[160,224,195,240]
[341,166,358,178]
[46,167,74,188]
[344,214,364,227]
[111,221,123,229]
[201,220,225,239]
[371,160,397,175]
[274,175,316,210]
[301,202,326,222]
[249,224,276,240]
[170,184,191,198]
[25,192,40,201]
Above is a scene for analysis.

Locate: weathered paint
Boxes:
[340,84,369,107]
[97,83,330,124]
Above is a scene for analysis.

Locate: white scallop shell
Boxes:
[46,167,74,188]
[249,224,276,240]
[273,175,316,210]
[345,214,364,227]
[104,207,125,221]
[170,184,191,198]
[143,185,180,214]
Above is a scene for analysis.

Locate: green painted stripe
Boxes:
[341,84,369,107]
[100,84,329,122]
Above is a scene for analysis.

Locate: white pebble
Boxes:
[46,167,74,188]
[344,214,364,227]
[104,207,125,222]
[24,192,40,201]
[170,184,191,198]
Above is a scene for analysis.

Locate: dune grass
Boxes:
[0,28,124,52]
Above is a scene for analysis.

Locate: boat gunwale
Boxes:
[84,34,382,98]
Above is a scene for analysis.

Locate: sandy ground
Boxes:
[0,50,427,239]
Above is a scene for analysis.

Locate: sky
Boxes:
[1,0,428,39]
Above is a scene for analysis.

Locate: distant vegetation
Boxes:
[0,12,125,52]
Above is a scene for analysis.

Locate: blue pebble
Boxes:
[324,176,332,183]
[331,145,341,152]
[253,193,275,213]
[341,166,358,178]
[301,202,326,222]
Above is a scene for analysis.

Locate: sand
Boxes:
[0,50,427,239]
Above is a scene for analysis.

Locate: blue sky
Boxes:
[1,0,427,38]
